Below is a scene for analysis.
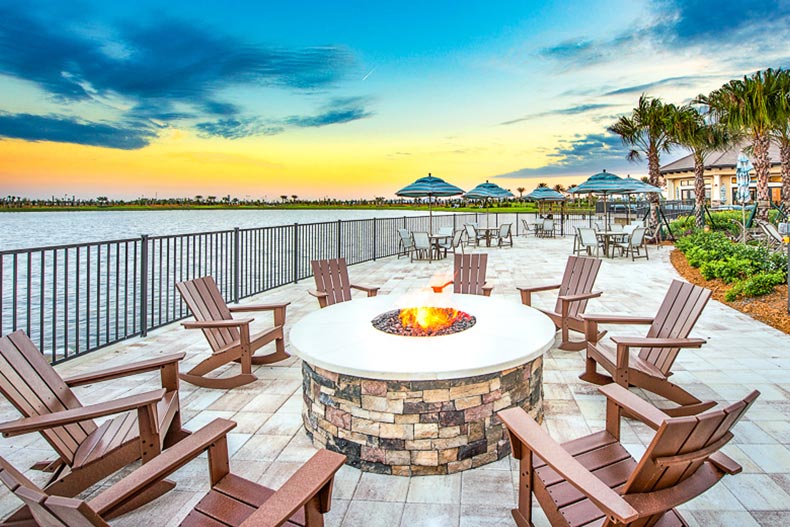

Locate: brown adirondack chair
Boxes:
[499,383,759,527]
[580,279,716,416]
[0,330,189,524]
[431,253,493,296]
[0,418,346,527]
[309,258,379,308]
[516,256,603,351]
[176,276,289,389]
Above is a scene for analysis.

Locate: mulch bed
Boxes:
[670,249,790,334]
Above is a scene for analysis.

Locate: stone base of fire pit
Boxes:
[302,357,542,476]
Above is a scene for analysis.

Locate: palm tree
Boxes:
[537,182,548,188]
[671,104,730,228]
[608,94,678,230]
[769,68,790,210]
[516,187,525,199]
[698,70,778,219]
[553,183,565,193]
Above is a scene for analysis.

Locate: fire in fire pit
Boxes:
[371,307,476,337]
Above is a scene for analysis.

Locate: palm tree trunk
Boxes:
[753,133,771,220]
[781,139,790,212]
[693,152,706,229]
[647,147,661,237]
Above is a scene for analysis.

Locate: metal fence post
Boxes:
[337,220,342,259]
[560,208,565,236]
[233,227,240,303]
[373,218,377,261]
[139,234,148,337]
[293,223,299,284]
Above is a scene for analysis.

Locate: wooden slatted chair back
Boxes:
[0,331,95,466]
[0,457,108,527]
[553,256,602,319]
[453,253,488,295]
[640,280,712,375]
[175,276,237,353]
[311,258,353,307]
[615,390,758,527]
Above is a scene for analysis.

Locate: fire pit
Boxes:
[290,294,555,475]
[372,306,476,336]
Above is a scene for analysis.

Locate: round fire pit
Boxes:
[372,307,476,337]
[290,294,555,475]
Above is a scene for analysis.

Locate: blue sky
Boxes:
[0,0,789,198]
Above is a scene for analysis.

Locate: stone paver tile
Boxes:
[332,465,362,500]
[276,431,319,463]
[324,498,351,526]
[722,474,790,510]
[406,473,461,504]
[110,489,202,527]
[255,461,304,489]
[233,434,292,461]
[207,391,257,412]
[354,472,410,502]
[182,410,236,433]
[687,510,761,527]
[719,445,765,473]
[755,420,790,444]
[461,469,514,507]
[749,511,790,527]
[737,444,790,473]
[230,411,272,434]
[240,392,291,413]
[459,504,514,526]
[681,480,746,511]
[258,410,304,436]
[342,500,404,527]
[400,503,460,527]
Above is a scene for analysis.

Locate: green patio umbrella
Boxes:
[525,187,566,215]
[464,181,513,227]
[567,169,629,226]
[396,173,464,234]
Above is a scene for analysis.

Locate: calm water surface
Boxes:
[0,209,436,251]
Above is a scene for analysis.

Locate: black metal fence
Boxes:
[1,207,692,363]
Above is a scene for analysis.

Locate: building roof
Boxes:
[660,141,782,174]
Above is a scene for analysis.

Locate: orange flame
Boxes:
[399,306,462,334]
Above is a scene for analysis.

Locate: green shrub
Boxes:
[725,271,787,301]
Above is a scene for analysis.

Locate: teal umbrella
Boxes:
[568,169,629,225]
[396,173,464,234]
[525,187,566,216]
[464,181,513,227]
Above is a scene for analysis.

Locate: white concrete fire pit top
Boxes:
[289,293,555,380]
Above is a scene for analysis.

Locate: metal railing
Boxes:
[2,208,687,363]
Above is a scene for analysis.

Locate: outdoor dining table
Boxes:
[427,233,451,261]
[479,227,499,247]
[596,231,627,258]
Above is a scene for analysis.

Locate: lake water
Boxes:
[0,209,438,251]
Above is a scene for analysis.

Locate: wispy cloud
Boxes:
[0,112,155,150]
[501,103,617,125]
[0,5,362,148]
[492,132,633,179]
[285,97,373,128]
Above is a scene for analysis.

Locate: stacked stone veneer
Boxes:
[301,357,543,476]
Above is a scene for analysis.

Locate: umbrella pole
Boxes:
[429,195,433,235]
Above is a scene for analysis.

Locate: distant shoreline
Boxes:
[0,203,556,213]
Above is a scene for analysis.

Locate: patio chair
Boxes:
[499,383,759,527]
[437,226,454,237]
[613,226,649,260]
[755,219,785,250]
[464,223,484,246]
[496,223,513,247]
[0,330,189,523]
[397,228,415,259]
[580,279,716,416]
[411,231,436,261]
[517,255,603,350]
[573,227,604,257]
[432,253,492,296]
[310,257,379,306]
[437,229,464,257]
[540,218,555,238]
[0,418,346,527]
[176,276,289,389]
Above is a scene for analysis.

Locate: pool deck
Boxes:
[1,235,788,526]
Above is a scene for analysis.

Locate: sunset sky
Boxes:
[1,1,789,200]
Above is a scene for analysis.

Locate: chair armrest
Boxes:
[0,389,166,437]
[308,290,328,299]
[482,284,493,297]
[89,418,237,516]
[350,284,380,296]
[182,319,253,329]
[498,407,639,524]
[239,449,347,527]
[558,291,602,303]
[229,302,290,313]
[431,281,453,293]
[580,314,655,325]
[64,353,185,387]
[517,283,561,294]
[599,384,669,430]
[610,337,706,349]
